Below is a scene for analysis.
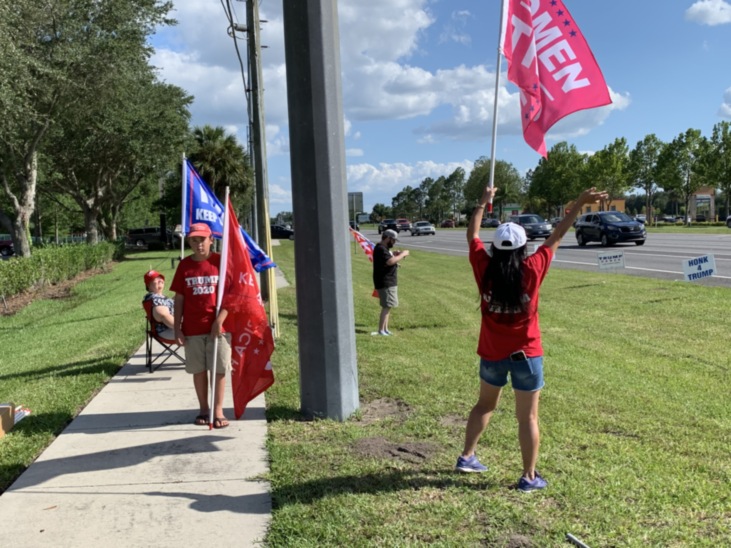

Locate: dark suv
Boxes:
[0,234,13,257]
[574,211,646,247]
[378,219,398,234]
[126,227,171,247]
[509,214,553,240]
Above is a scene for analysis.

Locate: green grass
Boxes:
[1,244,729,546]
[266,241,730,547]
[0,251,179,493]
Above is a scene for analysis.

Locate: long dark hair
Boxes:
[481,244,528,314]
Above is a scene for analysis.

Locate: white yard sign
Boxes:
[597,250,625,270]
[683,254,715,282]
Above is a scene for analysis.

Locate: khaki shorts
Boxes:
[184,333,232,375]
[378,286,398,308]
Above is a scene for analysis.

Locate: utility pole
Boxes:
[246,0,279,337]
[283,0,359,421]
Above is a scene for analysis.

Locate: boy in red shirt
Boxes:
[171,223,231,428]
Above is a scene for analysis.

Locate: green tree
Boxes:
[464,157,522,220]
[0,0,174,254]
[45,70,191,243]
[706,121,731,218]
[188,125,254,219]
[443,167,466,221]
[628,134,663,221]
[370,203,391,222]
[657,129,708,224]
[586,137,631,204]
[527,142,587,218]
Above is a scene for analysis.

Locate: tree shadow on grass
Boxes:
[271,468,489,509]
[265,404,313,422]
[0,356,121,383]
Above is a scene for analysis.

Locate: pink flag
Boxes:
[221,202,274,419]
[348,226,375,263]
[501,0,611,156]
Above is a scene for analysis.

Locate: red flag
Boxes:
[348,226,375,262]
[221,202,274,419]
[501,0,611,156]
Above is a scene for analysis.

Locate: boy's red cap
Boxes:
[187,223,212,238]
[144,270,164,288]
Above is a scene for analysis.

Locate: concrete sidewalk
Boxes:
[0,342,270,547]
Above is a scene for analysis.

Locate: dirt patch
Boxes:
[358,397,412,425]
[1,267,109,316]
[440,414,465,428]
[352,436,439,464]
[503,535,535,548]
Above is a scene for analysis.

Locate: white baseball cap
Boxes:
[493,222,527,250]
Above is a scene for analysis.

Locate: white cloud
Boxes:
[719,87,731,118]
[151,0,623,214]
[685,0,731,25]
[438,10,473,45]
[347,159,474,196]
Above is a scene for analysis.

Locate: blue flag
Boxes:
[182,159,276,272]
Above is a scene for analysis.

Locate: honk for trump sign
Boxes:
[682,255,715,282]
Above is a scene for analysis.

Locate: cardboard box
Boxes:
[0,403,15,438]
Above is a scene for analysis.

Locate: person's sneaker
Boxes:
[371,331,390,336]
[517,472,547,492]
[384,329,393,335]
[455,454,487,473]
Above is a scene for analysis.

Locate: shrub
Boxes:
[0,243,116,299]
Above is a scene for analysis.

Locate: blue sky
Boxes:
[151,0,731,216]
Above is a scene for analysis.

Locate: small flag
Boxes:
[349,226,375,263]
[501,0,611,156]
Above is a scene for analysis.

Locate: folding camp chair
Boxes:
[143,299,185,373]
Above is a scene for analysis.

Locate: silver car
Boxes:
[410,221,436,236]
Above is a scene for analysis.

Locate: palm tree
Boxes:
[189,125,254,217]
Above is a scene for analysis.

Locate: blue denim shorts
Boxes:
[479,355,544,392]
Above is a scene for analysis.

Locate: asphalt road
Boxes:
[366,228,731,288]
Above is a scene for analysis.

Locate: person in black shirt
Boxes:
[372,229,409,336]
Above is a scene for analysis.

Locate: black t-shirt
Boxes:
[373,243,397,289]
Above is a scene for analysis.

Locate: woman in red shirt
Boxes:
[457,186,607,492]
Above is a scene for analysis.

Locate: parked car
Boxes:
[396,218,412,232]
[126,227,172,247]
[270,224,294,239]
[410,220,436,236]
[440,219,455,228]
[695,214,707,222]
[634,214,647,224]
[378,219,398,234]
[726,215,731,228]
[574,211,646,247]
[508,214,553,240]
[549,216,563,226]
[348,220,360,231]
[481,217,500,228]
[0,235,13,257]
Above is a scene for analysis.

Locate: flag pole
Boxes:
[487,0,508,216]
[208,186,231,429]
[180,154,186,260]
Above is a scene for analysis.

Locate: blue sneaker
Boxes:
[455,454,487,473]
[518,472,547,492]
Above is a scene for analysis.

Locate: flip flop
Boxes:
[213,417,229,429]
[194,414,209,426]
